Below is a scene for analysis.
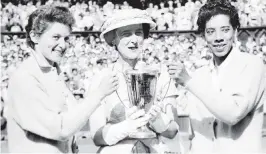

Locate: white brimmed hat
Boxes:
[100,9,156,46]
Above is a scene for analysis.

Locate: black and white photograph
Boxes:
[1,0,266,153]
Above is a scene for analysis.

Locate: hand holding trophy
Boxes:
[124,68,160,138]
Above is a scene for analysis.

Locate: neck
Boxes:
[117,55,137,71]
[35,45,55,67]
[213,47,232,67]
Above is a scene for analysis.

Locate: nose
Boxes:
[215,39,224,43]
[129,33,138,44]
[58,37,67,49]
[214,31,224,43]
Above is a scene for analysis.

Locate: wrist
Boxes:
[148,113,171,133]
[92,91,105,102]
[182,75,191,87]
[120,120,132,135]
[84,91,105,107]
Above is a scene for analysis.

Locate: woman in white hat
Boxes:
[89,9,179,154]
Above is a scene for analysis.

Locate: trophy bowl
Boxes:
[125,68,159,139]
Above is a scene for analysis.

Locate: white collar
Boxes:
[209,47,239,75]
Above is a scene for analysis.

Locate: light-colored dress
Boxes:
[89,62,179,153]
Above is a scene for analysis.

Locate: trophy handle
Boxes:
[115,90,130,109]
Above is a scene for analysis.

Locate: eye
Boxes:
[206,30,214,35]
[136,31,144,36]
[222,28,230,33]
[122,32,131,37]
[64,36,70,43]
[64,36,69,41]
[53,35,60,40]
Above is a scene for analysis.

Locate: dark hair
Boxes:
[197,0,240,34]
[142,23,150,39]
[25,5,75,49]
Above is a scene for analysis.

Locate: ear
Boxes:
[112,30,119,46]
[29,30,39,44]
[112,40,116,46]
[233,29,238,43]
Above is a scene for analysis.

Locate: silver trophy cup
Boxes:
[125,68,159,139]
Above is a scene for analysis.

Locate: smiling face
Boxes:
[204,14,235,58]
[114,24,144,61]
[34,22,71,64]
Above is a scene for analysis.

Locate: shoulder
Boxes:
[9,57,39,89]
[238,52,264,71]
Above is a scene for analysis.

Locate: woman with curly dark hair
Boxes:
[7,5,119,153]
[167,0,265,153]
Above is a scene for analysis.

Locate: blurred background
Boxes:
[1,0,266,153]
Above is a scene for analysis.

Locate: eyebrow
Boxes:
[221,26,230,28]
[120,30,131,33]
[53,34,71,37]
[206,28,215,30]
[206,26,230,30]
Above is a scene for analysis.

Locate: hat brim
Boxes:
[100,19,156,46]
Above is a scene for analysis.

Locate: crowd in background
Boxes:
[1,0,266,141]
[1,32,266,109]
[1,0,266,32]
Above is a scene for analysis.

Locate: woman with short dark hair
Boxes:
[7,5,119,153]
[167,0,265,152]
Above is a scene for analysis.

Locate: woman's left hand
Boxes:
[147,105,162,122]
[147,104,173,133]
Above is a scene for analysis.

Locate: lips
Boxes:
[53,49,65,56]
[128,46,138,50]
[213,44,226,48]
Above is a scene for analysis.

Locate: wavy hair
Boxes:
[197,0,240,34]
[25,5,75,49]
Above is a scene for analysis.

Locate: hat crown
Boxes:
[100,8,156,46]
[101,9,154,32]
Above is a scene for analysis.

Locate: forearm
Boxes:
[149,112,178,138]
[186,76,252,125]
[60,91,104,140]
[160,120,178,139]
[149,97,178,138]
[93,121,130,146]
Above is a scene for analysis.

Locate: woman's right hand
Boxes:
[125,106,150,131]
[98,71,119,98]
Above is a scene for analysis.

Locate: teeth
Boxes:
[55,51,63,56]
[215,44,225,47]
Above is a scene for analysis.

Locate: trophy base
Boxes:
[129,128,156,139]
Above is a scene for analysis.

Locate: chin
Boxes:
[213,51,229,58]
[127,54,140,60]
[50,58,61,64]
[212,46,232,58]
[126,56,138,60]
